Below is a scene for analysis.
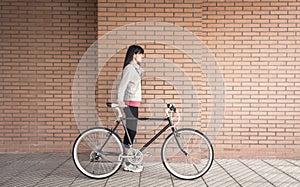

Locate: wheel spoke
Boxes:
[162,129,213,180]
[72,128,124,179]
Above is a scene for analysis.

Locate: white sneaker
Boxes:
[123,162,143,173]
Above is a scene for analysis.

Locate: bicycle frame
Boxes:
[111,116,175,153]
[96,103,182,158]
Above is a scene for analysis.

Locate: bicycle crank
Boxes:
[119,148,144,165]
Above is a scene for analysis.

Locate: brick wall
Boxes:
[0,0,97,152]
[1,0,299,159]
[203,0,300,159]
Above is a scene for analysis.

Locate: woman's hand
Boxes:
[118,100,126,108]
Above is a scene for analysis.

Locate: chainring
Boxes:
[127,148,143,165]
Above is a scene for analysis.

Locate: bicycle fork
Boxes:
[172,128,200,173]
[172,127,189,156]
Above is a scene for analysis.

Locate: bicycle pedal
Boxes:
[144,152,152,157]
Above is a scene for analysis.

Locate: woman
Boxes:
[118,45,144,172]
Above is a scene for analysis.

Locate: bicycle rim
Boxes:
[161,128,214,180]
[72,127,124,179]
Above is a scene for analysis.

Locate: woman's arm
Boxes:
[117,66,133,106]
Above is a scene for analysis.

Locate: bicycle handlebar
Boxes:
[167,103,177,113]
[106,102,177,119]
[106,102,176,111]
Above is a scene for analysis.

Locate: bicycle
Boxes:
[72,103,214,180]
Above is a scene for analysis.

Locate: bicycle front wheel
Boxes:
[161,128,214,180]
[72,127,124,179]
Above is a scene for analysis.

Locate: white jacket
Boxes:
[118,62,144,102]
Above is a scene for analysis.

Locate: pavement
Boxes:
[0,153,299,187]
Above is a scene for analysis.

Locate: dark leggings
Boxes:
[123,106,138,147]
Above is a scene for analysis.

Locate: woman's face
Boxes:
[134,53,144,63]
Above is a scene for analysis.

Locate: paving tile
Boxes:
[0,153,57,186]
[70,175,107,187]
[2,154,67,186]
[35,158,79,187]
[233,160,272,184]
[203,161,240,187]
[239,182,274,187]
[263,160,300,182]
[273,182,300,187]
[172,177,206,187]
[241,159,300,186]
[140,162,173,187]
[287,160,300,167]
[1,153,299,187]
[241,160,276,173]
[106,168,141,187]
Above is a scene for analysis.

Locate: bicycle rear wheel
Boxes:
[161,128,214,180]
[72,127,124,179]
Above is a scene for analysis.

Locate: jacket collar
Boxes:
[130,61,144,77]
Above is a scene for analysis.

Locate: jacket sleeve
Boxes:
[118,66,133,102]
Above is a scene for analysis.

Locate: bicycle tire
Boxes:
[161,128,214,180]
[72,127,124,179]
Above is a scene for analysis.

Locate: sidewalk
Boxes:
[0,153,299,187]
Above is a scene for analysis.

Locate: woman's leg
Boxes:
[123,106,138,147]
